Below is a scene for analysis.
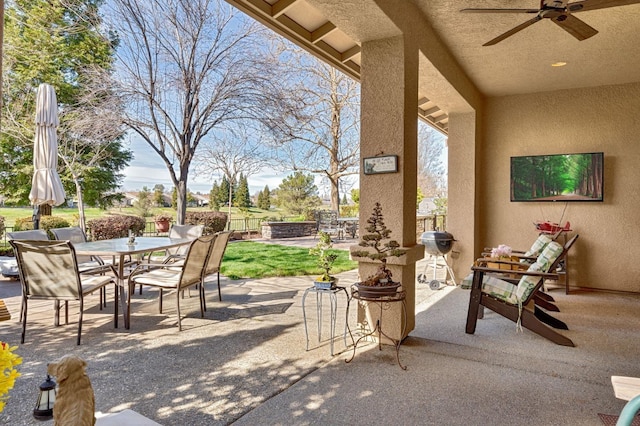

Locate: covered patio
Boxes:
[0,255,638,424]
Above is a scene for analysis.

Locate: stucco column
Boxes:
[446,112,480,283]
[352,35,423,341]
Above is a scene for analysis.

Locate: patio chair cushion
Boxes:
[515,241,563,302]
[520,234,553,263]
[480,275,518,304]
[480,242,563,304]
[131,268,181,288]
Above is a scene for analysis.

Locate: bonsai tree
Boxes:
[351,202,407,286]
[309,231,339,282]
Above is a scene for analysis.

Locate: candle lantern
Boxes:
[33,374,56,420]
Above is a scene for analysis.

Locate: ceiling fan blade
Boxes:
[461,8,540,13]
[551,14,598,40]
[483,16,543,46]
[568,0,640,12]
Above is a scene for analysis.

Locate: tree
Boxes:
[234,173,251,208]
[209,181,221,211]
[135,186,153,217]
[268,46,360,211]
[1,0,130,221]
[196,125,267,224]
[171,187,177,209]
[276,171,321,216]
[218,176,231,208]
[417,123,447,199]
[153,184,165,207]
[106,0,299,224]
[257,185,271,210]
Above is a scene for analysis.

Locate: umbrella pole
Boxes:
[32,205,40,230]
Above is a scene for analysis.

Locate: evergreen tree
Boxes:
[276,172,321,216]
[342,194,348,205]
[0,0,130,206]
[234,173,251,208]
[153,184,165,207]
[171,187,178,209]
[258,185,271,210]
[209,181,221,211]
[218,176,231,207]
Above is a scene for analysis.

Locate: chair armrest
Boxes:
[471,265,560,279]
[127,262,167,281]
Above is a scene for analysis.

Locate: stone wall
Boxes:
[261,221,317,239]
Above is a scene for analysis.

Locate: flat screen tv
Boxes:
[510,152,604,202]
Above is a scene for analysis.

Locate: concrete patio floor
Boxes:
[0,238,638,425]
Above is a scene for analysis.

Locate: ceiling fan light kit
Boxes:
[461,0,640,46]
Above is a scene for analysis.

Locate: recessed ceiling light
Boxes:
[551,61,567,67]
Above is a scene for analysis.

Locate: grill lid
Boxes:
[420,231,455,243]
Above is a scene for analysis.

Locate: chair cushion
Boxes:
[481,275,518,304]
[514,241,564,301]
[520,234,553,263]
[131,268,181,288]
[80,275,113,295]
[535,241,563,271]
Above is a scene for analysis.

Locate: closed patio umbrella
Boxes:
[29,83,66,229]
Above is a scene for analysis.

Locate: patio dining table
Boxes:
[73,237,193,329]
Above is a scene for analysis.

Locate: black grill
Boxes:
[420,231,455,256]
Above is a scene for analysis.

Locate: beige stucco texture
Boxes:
[480,82,640,293]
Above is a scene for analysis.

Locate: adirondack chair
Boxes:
[466,235,579,346]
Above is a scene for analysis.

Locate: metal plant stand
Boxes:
[346,288,407,370]
[302,285,349,356]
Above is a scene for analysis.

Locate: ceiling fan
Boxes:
[461,0,640,46]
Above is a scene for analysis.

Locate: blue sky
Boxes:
[120,135,299,196]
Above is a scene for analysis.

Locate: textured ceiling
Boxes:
[226,0,640,133]
[411,0,640,97]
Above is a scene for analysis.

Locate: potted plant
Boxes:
[351,202,407,297]
[309,231,339,289]
[154,213,173,233]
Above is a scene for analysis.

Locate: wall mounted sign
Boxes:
[363,155,398,175]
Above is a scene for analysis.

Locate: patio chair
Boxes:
[162,224,205,264]
[10,240,118,345]
[127,235,215,331]
[465,235,579,346]
[51,227,116,310]
[315,210,342,240]
[51,226,114,275]
[3,230,50,280]
[477,233,568,312]
[137,223,204,294]
[202,230,233,307]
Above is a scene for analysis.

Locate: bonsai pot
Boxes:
[314,277,338,290]
[354,281,401,298]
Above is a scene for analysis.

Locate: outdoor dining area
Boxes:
[0,244,639,424]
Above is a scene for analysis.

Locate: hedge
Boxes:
[184,211,227,235]
[13,216,71,236]
[87,214,146,240]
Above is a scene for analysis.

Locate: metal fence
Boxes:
[1,214,447,247]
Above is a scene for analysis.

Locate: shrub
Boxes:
[87,214,146,240]
[13,216,71,237]
[339,205,359,218]
[184,211,227,235]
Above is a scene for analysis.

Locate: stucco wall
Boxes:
[481,82,640,292]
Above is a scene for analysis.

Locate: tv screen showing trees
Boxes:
[510,152,604,202]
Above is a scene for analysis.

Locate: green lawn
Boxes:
[0,206,285,228]
[221,241,357,280]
